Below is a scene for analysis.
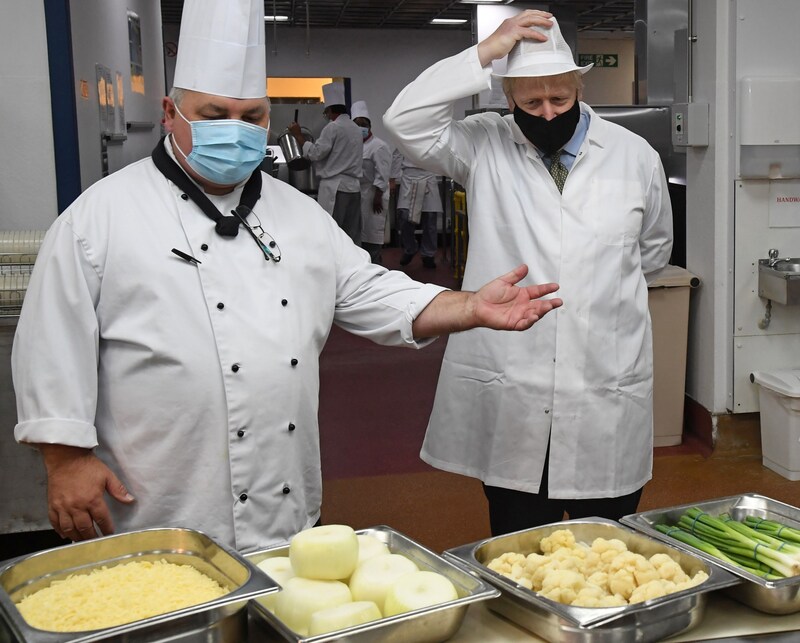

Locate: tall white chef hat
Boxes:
[350,100,370,121]
[322,82,346,108]
[173,0,267,99]
[492,15,592,78]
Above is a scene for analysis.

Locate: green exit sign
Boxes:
[578,53,619,68]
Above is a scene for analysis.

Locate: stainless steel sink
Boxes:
[773,259,800,273]
[759,257,800,305]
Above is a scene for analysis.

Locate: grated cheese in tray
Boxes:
[15,558,229,632]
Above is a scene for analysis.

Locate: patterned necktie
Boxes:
[548,150,569,193]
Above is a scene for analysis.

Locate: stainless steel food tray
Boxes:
[0,527,279,642]
[245,525,500,642]
[621,493,800,614]
[444,517,738,643]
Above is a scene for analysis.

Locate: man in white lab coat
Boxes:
[12,0,562,552]
[351,100,392,264]
[384,10,673,535]
[288,83,364,245]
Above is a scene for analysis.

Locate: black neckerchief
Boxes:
[151,136,262,237]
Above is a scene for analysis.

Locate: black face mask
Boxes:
[513,98,580,155]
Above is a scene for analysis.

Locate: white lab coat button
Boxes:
[544,408,551,414]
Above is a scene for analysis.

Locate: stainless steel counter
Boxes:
[449,594,800,642]
[245,594,800,642]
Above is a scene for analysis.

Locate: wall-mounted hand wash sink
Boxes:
[773,259,800,273]
[759,257,800,305]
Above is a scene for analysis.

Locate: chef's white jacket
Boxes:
[359,134,392,245]
[12,140,446,551]
[384,45,673,498]
[303,114,363,215]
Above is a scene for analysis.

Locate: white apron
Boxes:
[360,135,392,245]
[316,176,342,214]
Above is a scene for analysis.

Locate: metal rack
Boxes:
[0,231,44,318]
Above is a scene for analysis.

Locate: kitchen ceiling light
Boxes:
[430,18,469,24]
[458,0,513,4]
[264,15,289,22]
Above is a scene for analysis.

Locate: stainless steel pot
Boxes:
[278,127,312,171]
[287,160,319,194]
[280,126,318,193]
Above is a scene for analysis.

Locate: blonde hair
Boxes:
[502,71,584,100]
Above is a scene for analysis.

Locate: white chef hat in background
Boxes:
[350,100,370,121]
[173,0,267,98]
[322,82,346,108]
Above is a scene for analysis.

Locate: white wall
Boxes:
[0,2,58,230]
[70,0,165,189]
[687,0,800,418]
[730,0,800,412]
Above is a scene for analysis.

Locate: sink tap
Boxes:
[768,248,780,267]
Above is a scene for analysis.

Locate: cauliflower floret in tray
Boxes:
[487,529,707,608]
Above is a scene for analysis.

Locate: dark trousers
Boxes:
[332,190,361,246]
[397,209,438,257]
[482,444,644,536]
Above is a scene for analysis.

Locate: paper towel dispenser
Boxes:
[739,77,800,178]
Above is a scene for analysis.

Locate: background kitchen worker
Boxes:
[391,149,443,269]
[12,0,562,552]
[384,10,673,536]
[351,100,391,264]
[288,83,363,245]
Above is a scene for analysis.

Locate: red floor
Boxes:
[4,246,795,559]
[320,247,799,553]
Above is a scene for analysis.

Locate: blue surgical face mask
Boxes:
[173,104,268,185]
[360,127,370,140]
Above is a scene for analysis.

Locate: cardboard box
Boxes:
[647,266,700,447]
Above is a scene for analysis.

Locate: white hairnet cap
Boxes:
[173,0,267,98]
[322,82,346,107]
[351,100,370,120]
[492,15,592,78]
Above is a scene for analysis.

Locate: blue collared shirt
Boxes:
[541,108,590,172]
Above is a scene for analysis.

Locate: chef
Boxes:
[351,100,392,264]
[12,0,562,552]
[288,83,364,245]
[384,10,673,535]
[391,150,444,269]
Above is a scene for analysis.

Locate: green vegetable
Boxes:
[743,516,800,545]
[720,514,800,555]
[657,508,800,578]
[654,524,736,564]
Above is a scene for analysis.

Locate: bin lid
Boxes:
[751,369,800,398]
[646,265,701,289]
